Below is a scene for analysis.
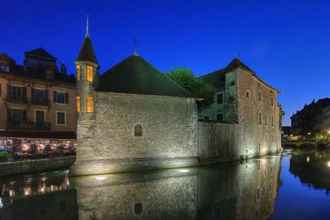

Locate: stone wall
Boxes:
[198,121,240,162]
[72,92,199,175]
[0,156,75,176]
[237,69,281,157]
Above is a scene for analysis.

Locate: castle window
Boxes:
[217,113,223,121]
[134,203,143,215]
[216,93,224,104]
[258,92,262,101]
[258,112,262,125]
[76,64,81,80]
[246,90,250,98]
[56,112,66,125]
[86,65,94,82]
[271,97,274,106]
[87,96,94,113]
[76,96,80,112]
[134,124,143,137]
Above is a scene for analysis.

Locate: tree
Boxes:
[167,68,215,101]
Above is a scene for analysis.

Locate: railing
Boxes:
[31,97,49,106]
[6,95,28,104]
[7,121,51,130]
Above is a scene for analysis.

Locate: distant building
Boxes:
[0,49,77,138]
[291,98,330,134]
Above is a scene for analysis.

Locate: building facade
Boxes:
[0,49,77,138]
[199,59,282,158]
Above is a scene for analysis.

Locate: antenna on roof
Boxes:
[133,36,139,56]
[85,16,89,38]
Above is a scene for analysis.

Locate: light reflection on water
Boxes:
[0,150,330,220]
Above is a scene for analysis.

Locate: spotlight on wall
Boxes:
[95,175,107,181]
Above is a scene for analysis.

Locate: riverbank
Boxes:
[0,156,75,177]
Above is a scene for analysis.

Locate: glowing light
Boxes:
[179,169,190,173]
[327,161,330,168]
[306,156,310,163]
[307,132,311,136]
[24,187,32,196]
[95,176,107,181]
[0,197,3,208]
[21,143,30,152]
[327,130,330,135]
[9,190,15,197]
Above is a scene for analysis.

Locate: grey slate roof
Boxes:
[76,36,98,64]
[97,55,192,98]
[201,58,278,92]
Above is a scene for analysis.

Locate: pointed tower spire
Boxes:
[85,16,89,37]
[133,37,139,56]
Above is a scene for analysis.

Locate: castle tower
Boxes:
[75,20,98,117]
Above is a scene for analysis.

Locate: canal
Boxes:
[0,149,330,220]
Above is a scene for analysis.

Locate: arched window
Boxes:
[134,124,143,137]
[258,112,262,125]
[246,90,250,98]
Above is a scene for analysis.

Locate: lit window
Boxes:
[76,65,81,80]
[56,112,66,125]
[87,96,94,113]
[134,124,143,137]
[86,65,94,82]
[76,96,80,112]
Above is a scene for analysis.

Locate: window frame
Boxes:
[56,111,66,126]
[216,92,224,105]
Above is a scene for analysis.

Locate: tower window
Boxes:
[134,124,143,137]
[87,96,94,113]
[76,96,80,112]
[76,65,81,80]
[86,65,94,82]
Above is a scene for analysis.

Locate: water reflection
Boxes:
[289,150,330,193]
[0,156,282,220]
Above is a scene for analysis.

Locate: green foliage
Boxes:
[167,68,215,101]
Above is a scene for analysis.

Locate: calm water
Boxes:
[0,150,330,220]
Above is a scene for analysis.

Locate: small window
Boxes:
[53,91,69,104]
[230,81,235,86]
[86,65,94,82]
[134,124,143,137]
[204,116,209,120]
[134,203,143,215]
[258,92,262,101]
[87,96,94,113]
[271,115,274,127]
[56,112,66,125]
[0,64,9,72]
[76,65,81,80]
[76,96,80,112]
[246,90,250,98]
[216,93,224,104]
[217,113,223,121]
[258,112,262,125]
[271,97,274,106]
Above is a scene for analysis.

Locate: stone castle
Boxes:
[71,33,282,176]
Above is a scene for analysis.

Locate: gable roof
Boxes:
[201,58,278,92]
[76,36,98,64]
[25,48,56,61]
[97,55,191,97]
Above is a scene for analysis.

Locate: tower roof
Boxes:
[76,36,98,64]
[97,55,191,98]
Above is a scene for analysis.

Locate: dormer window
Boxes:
[0,64,9,72]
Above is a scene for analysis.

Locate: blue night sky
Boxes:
[1,0,330,125]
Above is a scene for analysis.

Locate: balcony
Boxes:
[31,97,49,106]
[7,95,28,104]
[7,120,51,130]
